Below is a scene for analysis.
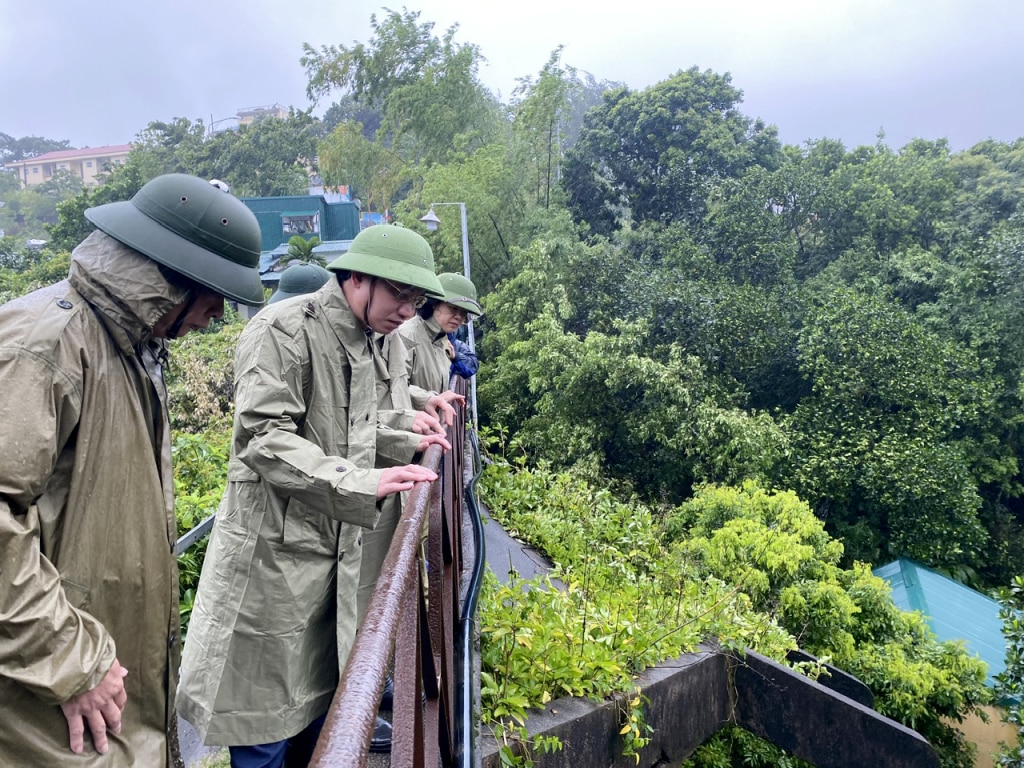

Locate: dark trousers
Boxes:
[228,714,327,768]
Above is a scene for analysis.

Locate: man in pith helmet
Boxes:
[0,173,264,767]
[267,261,332,305]
[177,224,458,766]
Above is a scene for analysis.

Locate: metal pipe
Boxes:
[454,428,487,768]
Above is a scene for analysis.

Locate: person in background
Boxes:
[267,261,332,305]
[177,225,457,767]
[398,272,483,393]
[0,174,265,767]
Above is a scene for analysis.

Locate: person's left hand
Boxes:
[425,392,465,427]
[416,432,451,453]
[411,411,445,435]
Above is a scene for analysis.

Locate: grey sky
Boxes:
[2,0,1022,152]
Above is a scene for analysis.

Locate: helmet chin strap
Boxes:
[165,291,197,339]
[363,277,378,333]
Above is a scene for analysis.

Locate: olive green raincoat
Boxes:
[398,314,452,394]
[0,231,186,766]
[177,279,423,746]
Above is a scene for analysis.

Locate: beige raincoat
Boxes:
[177,278,423,746]
[398,314,452,394]
[0,231,186,767]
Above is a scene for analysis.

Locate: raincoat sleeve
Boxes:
[408,384,437,410]
[374,422,421,467]
[232,322,382,528]
[0,350,116,703]
[449,336,478,379]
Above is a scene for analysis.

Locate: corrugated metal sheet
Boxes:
[874,558,1005,686]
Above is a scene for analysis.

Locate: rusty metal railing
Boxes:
[310,378,479,767]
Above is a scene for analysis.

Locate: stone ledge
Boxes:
[480,645,941,768]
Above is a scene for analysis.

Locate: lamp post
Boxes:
[420,203,477,426]
[207,115,239,137]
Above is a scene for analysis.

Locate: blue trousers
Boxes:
[228,714,327,768]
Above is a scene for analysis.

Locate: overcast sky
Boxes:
[2,0,1022,153]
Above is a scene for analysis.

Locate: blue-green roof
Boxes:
[874,558,1005,687]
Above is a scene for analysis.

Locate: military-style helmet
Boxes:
[437,272,483,317]
[326,225,445,299]
[269,261,332,304]
[84,173,265,306]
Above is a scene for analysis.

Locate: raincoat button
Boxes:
[336,466,346,472]
[56,299,73,309]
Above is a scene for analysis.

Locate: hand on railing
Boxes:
[424,391,465,427]
[377,465,438,498]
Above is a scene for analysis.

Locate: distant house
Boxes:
[236,103,288,127]
[875,558,1015,766]
[4,144,133,189]
[240,194,361,288]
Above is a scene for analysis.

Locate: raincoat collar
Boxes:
[424,314,447,343]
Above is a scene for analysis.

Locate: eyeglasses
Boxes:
[442,303,468,320]
[379,278,428,309]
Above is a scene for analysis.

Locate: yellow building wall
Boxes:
[957,705,1017,768]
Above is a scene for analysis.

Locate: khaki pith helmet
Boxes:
[269,262,332,304]
[85,174,265,306]
[326,225,445,299]
[437,272,483,317]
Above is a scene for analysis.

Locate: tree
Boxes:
[562,67,782,235]
[283,235,323,267]
[319,121,410,216]
[0,133,73,164]
[302,7,499,165]
[782,288,994,567]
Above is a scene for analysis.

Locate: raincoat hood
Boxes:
[68,230,188,351]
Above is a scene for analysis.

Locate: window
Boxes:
[58,164,66,170]
[86,161,93,168]
[280,212,320,235]
[32,167,39,174]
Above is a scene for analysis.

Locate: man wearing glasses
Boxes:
[178,225,455,767]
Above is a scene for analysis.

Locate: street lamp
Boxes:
[207,115,239,137]
[419,203,477,426]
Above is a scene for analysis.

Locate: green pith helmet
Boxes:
[326,225,445,299]
[84,173,265,306]
[269,262,332,304]
[436,272,483,317]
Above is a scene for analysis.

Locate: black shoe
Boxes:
[369,716,392,753]
[379,674,394,711]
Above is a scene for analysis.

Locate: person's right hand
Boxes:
[60,659,128,755]
[377,465,438,498]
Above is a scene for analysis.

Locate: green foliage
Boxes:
[479,237,789,502]
[302,8,499,166]
[782,288,993,566]
[283,235,324,267]
[0,249,70,303]
[563,67,782,235]
[165,315,244,433]
[479,463,987,768]
[173,422,231,637]
[996,576,1024,766]
[166,321,240,636]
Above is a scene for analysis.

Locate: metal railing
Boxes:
[309,378,483,766]
[174,379,485,767]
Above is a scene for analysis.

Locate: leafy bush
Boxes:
[479,459,989,768]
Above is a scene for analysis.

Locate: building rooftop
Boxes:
[5,144,134,164]
[874,558,1006,686]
